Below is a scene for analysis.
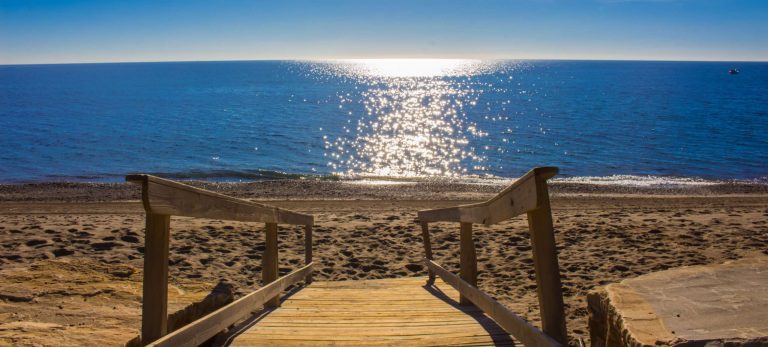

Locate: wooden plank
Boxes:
[283,293,446,299]
[425,259,562,347]
[258,312,485,319]
[417,167,556,226]
[416,205,462,223]
[231,339,514,347]
[307,278,428,287]
[234,330,512,345]
[233,333,513,344]
[263,222,280,307]
[243,325,509,335]
[226,277,518,346]
[420,222,435,285]
[264,308,483,313]
[126,174,313,225]
[526,175,568,346]
[275,303,472,308]
[277,208,314,226]
[283,297,461,302]
[480,172,537,225]
[141,214,170,346]
[238,335,510,343]
[147,263,313,347]
[459,222,477,306]
[304,224,313,284]
[253,318,494,324]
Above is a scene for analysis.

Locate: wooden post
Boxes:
[459,222,477,306]
[420,222,436,285]
[141,214,170,346]
[304,224,313,284]
[526,177,568,346]
[263,222,280,307]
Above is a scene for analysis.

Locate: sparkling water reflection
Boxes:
[318,59,504,178]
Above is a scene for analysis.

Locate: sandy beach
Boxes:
[1,180,767,345]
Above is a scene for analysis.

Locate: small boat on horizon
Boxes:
[729,68,739,75]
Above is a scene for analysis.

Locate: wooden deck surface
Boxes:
[220,277,516,346]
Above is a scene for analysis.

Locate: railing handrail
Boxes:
[425,259,561,347]
[417,166,557,226]
[127,174,313,225]
[127,174,314,346]
[147,263,315,347]
[417,167,568,346]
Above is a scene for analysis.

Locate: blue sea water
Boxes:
[0,60,766,184]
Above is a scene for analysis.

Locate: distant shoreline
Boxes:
[2,173,767,186]
[1,178,767,203]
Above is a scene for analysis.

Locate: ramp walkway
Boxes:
[225,277,513,346]
[127,167,567,347]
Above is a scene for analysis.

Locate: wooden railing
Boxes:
[126,175,314,346]
[418,167,567,347]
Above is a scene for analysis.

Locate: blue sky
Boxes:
[1,0,767,64]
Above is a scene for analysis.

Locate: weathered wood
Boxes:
[147,263,314,347]
[417,167,556,226]
[459,222,477,306]
[425,260,561,347]
[420,222,435,285]
[263,222,280,307]
[126,174,318,345]
[227,276,517,347]
[415,166,567,344]
[527,175,568,346]
[142,214,171,346]
[304,224,313,284]
[126,174,313,226]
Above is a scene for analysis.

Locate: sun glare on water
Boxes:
[339,59,481,78]
[316,59,504,178]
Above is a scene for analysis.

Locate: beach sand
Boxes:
[1,181,767,345]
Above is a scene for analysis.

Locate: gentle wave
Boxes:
[553,175,768,187]
[128,170,768,188]
[9,169,767,189]
[142,169,340,181]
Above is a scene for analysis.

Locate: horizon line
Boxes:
[1,57,767,67]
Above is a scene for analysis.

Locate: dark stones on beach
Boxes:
[110,268,134,278]
[0,293,34,302]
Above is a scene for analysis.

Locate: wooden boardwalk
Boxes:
[132,168,567,347]
[222,277,515,346]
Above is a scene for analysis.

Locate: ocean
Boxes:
[0,60,766,185]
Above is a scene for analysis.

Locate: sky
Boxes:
[1,0,767,64]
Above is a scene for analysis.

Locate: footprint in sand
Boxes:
[25,239,48,247]
[91,242,118,251]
